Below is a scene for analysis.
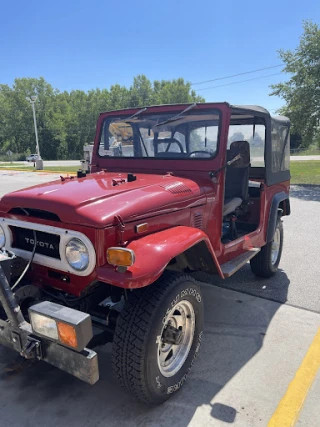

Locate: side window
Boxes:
[189,126,218,154]
[228,124,265,167]
[271,121,290,172]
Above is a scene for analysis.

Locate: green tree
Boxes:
[152,78,204,105]
[0,75,206,160]
[270,21,320,147]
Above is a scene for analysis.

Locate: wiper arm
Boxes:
[120,107,148,122]
[154,103,197,127]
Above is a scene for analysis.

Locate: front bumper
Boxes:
[0,317,99,385]
[0,256,99,385]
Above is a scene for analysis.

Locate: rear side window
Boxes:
[271,120,290,173]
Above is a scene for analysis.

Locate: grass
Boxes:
[290,161,320,185]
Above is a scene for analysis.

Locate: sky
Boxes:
[1,0,319,112]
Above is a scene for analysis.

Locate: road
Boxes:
[0,171,319,427]
[290,155,320,161]
[0,155,319,170]
[0,160,80,168]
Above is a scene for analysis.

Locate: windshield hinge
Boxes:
[114,215,125,246]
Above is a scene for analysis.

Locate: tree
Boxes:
[0,75,205,160]
[270,21,320,147]
[230,132,245,143]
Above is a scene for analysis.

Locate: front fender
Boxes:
[96,226,222,289]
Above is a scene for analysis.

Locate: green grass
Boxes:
[290,161,320,185]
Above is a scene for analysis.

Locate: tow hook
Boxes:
[20,337,42,360]
[162,324,183,345]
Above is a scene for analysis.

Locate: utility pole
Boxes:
[26,96,43,170]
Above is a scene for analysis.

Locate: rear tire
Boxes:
[250,220,283,278]
[112,272,204,404]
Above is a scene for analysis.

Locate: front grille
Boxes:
[10,226,61,259]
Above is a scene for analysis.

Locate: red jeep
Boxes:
[0,103,290,404]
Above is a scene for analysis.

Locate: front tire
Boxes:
[112,272,204,404]
[250,220,283,278]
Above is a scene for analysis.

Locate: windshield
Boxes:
[98,109,220,159]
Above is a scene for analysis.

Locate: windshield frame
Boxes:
[96,107,222,162]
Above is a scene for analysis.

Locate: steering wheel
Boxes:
[164,138,184,153]
[187,151,211,158]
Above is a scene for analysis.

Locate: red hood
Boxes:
[0,172,205,227]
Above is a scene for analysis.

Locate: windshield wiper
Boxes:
[121,107,148,122]
[154,103,197,127]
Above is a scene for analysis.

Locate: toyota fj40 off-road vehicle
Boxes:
[0,103,290,404]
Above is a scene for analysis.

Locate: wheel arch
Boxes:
[267,192,290,242]
[97,226,223,289]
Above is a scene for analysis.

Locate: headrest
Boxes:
[229,140,250,167]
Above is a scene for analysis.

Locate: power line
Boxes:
[194,72,282,92]
[191,64,283,86]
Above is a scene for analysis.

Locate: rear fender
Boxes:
[96,226,223,289]
[267,192,290,242]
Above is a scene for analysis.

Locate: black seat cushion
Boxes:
[224,141,250,215]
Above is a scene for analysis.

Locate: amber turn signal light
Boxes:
[135,223,148,234]
[29,301,93,352]
[57,322,78,348]
[107,247,135,267]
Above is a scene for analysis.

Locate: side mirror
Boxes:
[228,141,250,168]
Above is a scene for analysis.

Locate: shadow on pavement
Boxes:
[0,274,289,427]
[290,185,320,202]
[193,265,290,305]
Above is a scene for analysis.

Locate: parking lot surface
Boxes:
[0,171,319,426]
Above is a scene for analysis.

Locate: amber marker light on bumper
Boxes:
[29,301,93,352]
[107,247,135,267]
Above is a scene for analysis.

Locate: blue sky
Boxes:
[1,0,319,112]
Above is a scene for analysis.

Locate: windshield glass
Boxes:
[98,109,220,159]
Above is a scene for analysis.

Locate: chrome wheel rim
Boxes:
[157,300,195,378]
[271,228,281,265]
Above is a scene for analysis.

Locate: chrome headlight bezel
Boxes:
[0,225,5,248]
[65,238,90,271]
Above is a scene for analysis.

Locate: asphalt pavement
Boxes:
[0,160,80,167]
[0,170,319,427]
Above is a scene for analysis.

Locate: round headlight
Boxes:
[65,238,89,271]
[0,225,5,248]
